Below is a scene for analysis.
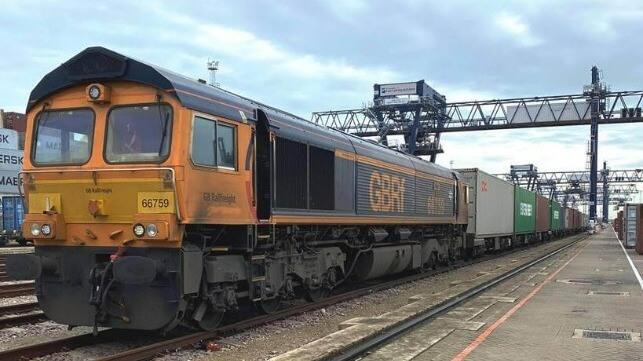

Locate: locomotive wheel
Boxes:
[198,307,225,331]
[422,253,437,271]
[258,297,281,314]
[304,287,327,302]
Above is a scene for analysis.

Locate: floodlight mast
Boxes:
[207,59,220,87]
[584,66,606,228]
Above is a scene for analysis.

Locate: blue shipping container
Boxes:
[2,196,24,232]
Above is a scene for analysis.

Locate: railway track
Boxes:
[0,302,46,329]
[328,234,589,361]
[0,234,587,360]
[0,235,582,361]
[0,281,35,298]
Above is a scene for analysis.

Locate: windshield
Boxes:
[105,104,172,163]
[32,109,94,165]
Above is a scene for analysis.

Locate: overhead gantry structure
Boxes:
[496,163,642,222]
[311,70,643,226]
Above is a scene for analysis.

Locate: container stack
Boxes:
[0,127,24,241]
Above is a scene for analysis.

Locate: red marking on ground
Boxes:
[451,241,590,361]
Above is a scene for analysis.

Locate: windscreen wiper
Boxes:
[158,111,170,156]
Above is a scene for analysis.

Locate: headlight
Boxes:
[41,224,52,236]
[146,224,158,237]
[30,223,41,236]
[133,224,145,237]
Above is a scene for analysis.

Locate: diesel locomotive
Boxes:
[7,47,471,332]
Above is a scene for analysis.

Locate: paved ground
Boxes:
[363,229,643,361]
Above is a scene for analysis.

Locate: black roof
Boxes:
[28,46,294,124]
[28,46,457,180]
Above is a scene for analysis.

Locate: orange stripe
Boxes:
[335,149,355,161]
[451,239,590,361]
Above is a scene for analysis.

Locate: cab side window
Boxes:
[191,116,236,169]
[216,123,235,169]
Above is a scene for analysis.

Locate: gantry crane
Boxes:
[311,69,643,227]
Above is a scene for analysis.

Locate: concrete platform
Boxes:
[364,229,643,360]
[270,236,582,361]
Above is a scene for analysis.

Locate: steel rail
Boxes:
[0,302,46,329]
[328,235,588,361]
[0,235,583,361]
[0,282,35,298]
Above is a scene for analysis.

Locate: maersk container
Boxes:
[550,201,562,231]
[457,168,514,239]
[535,195,550,233]
[2,196,24,232]
[514,186,536,234]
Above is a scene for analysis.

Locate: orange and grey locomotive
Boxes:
[8,47,469,332]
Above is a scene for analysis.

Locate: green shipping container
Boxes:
[514,186,536,234]
[550,201,563,230]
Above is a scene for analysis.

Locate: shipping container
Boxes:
[550,201,563,232]
[623,203,642,248]
[616,210,624,241]
[535,194,550,233]
[564,208,573,231]
[457,169,514,248]
[2,196,24,232]
[514,186,536,236]
[574,209,582,230]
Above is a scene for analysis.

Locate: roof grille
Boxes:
[63,48,127,81]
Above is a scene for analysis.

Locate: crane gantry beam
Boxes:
[495,169,643,186]
[311,71,643,227]
[312,90,643,135]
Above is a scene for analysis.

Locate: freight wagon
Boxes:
[457,168,514,254]
[513,185,536,245]
[550,200,564,237]
[623,203,642,248]
[615,210,624,241]
[534,194,550,241]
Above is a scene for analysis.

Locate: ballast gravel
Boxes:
[0,238,576,360]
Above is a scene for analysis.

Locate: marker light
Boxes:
[146,224,158,237]
[133,224,145,237]
[30,223,41,237]
[88,85,101,100]
[41,224,52,236]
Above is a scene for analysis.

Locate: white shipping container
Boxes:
[506,102,591,124]
[624,203,639,248]
[0,170,20,194]
[0,128,18,150]
[0,148,24,171]
[458,168,514,238]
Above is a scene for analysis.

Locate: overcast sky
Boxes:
[1,0,642,213]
